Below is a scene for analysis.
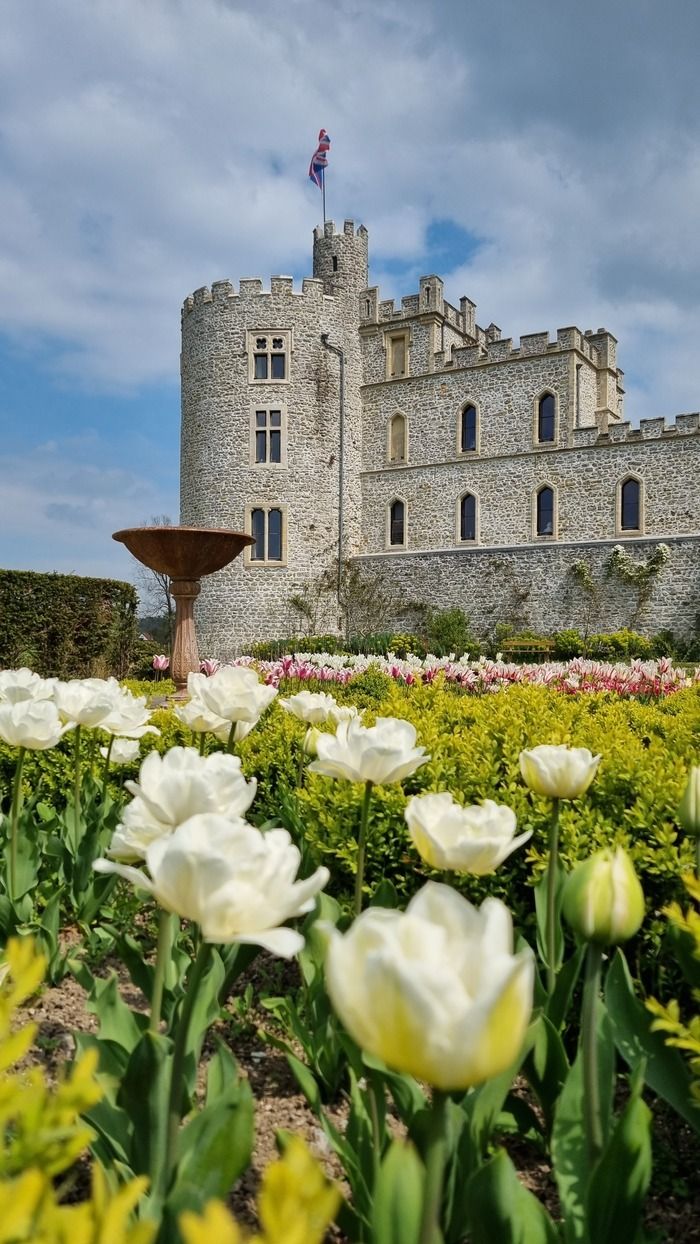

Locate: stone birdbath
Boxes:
[112,526,254,694]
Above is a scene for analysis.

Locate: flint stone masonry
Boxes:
[180,222,700,657]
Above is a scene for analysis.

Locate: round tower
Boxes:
[180,221,368,658]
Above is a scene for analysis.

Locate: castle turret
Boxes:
[180,222,367,656]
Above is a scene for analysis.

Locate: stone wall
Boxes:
[351,535,700,639]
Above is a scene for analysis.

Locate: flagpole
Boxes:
[322,166,326,224]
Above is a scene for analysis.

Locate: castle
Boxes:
[180,221,700,657]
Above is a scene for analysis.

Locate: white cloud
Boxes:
[0,0,698,420]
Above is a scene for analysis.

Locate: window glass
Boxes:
[255,410,266,428]
[390,500,405,546]
[461,405,477,452]
[268,508,283,560]
[538,394,555,442]
[270,429,281,463]
[255,430,266,463]
[271,354,286,380]
[537,487,554,535]
[460,494,476,541]
[254,354,268,380]
[621,478,640,530]
[251,509,265,559]
[270,409,282,427]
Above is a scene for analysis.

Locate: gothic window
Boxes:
[459,493,477,542]
[460,403,478,453]
[389,499,406,547]
[248,505,286,564]
[620,476,642,531]
[249,331,290,382]
[253,408,284,465]
[387,332,409,379]
[536,486,555,536]
[388,413,407,464]
[537,392,556,443]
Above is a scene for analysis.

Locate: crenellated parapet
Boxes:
[571,412,700,449]
[182,275,329,315]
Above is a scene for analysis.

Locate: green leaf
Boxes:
[87,973,148,1054]
[82,1096,133,1168]
[371,1139,425,1244]
[170,1054,254,1212]
[667,922,700,991]
[525,1014,569,1135]
[117,1030,171,1177]
[546,944,586,1032]
[462,1023,536,1158]
[285,1050,323,1114]
[585,1087,652,1244]
[464,1149,560,1244]
[605,949,700,1135]
[534,857,567,974]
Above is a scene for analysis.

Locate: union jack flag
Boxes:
[308,129,330,189]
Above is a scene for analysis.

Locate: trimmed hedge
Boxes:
[0,569,138,678]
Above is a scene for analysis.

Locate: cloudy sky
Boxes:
[1,0,699,587]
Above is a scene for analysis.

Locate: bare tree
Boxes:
[133,515,175,652]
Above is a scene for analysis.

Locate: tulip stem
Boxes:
[546,797,560,994]
[164,937,211,1188]
[582,942,604,1167]
[696,837,700,879]
[73,725,82,834]
[226,722,236,754]
[8,747,26,901]
[149,909,173,1034]
[418,1089,448,1244]
[198,732,207,757]
[101,736,114,803]
[355,781,373,916]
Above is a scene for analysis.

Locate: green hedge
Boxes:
[0,569,138,679]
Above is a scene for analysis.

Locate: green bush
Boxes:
[422,607,479,658]
[588,629,653,659]
[0,569,137,678]
[553,628,585,659]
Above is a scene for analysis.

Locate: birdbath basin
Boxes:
[113,526,254,693]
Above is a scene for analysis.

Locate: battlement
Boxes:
[571,412,700,449]
[182,275,329,314]
[313,219,368,241]
[444,325,605,370]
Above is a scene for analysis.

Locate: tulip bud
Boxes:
[303,726,321,757]
[562,847,644,945]
[678,766,700,837]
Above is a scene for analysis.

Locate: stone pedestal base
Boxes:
[171,578,201,694]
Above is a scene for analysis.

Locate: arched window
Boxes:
[389,413,407,463]
[621,477,641,531]
[460,404,477,452]
[389,499,405,547]
[538,393,555,443]
[249,506,285,563]
[459,493,477,541]
[536,486,554,536]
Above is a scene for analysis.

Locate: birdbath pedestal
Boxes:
[112,526,254,693]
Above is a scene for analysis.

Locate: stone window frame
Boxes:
[386,496,408,550]
[616,472,645,537]
[386,411,409,465]
[532,388,559,447]
[457,399,481,455]
[249,404,288,468]
[532,482,559,540]
[384,329,410,380]
[244,502,288,567]
[455,490,480,544]
[247,330,291,384]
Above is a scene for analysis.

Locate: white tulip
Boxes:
[519,744,601,800]
[323,882,534,1090]
[0,700,73,750]
[100,738,141,766]
[174,697,229,736]
[279,690,339,724]
[308,716,429,786]
[95,814,329,956]
[0,668,55,704]
[195,666,278,724]
[53,678,120,729]
[100,688,160,740]
[108,746,257,861]
[405,792,531,874]
[328,703,364,725]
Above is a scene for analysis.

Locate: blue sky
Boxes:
[1,0,699,590]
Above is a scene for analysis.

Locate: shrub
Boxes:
[0,570,137,679]
[421,607,479,658]
[553,628,585,659]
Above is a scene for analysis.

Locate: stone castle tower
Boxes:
[180,221,368,656]
[181,221,700,655]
